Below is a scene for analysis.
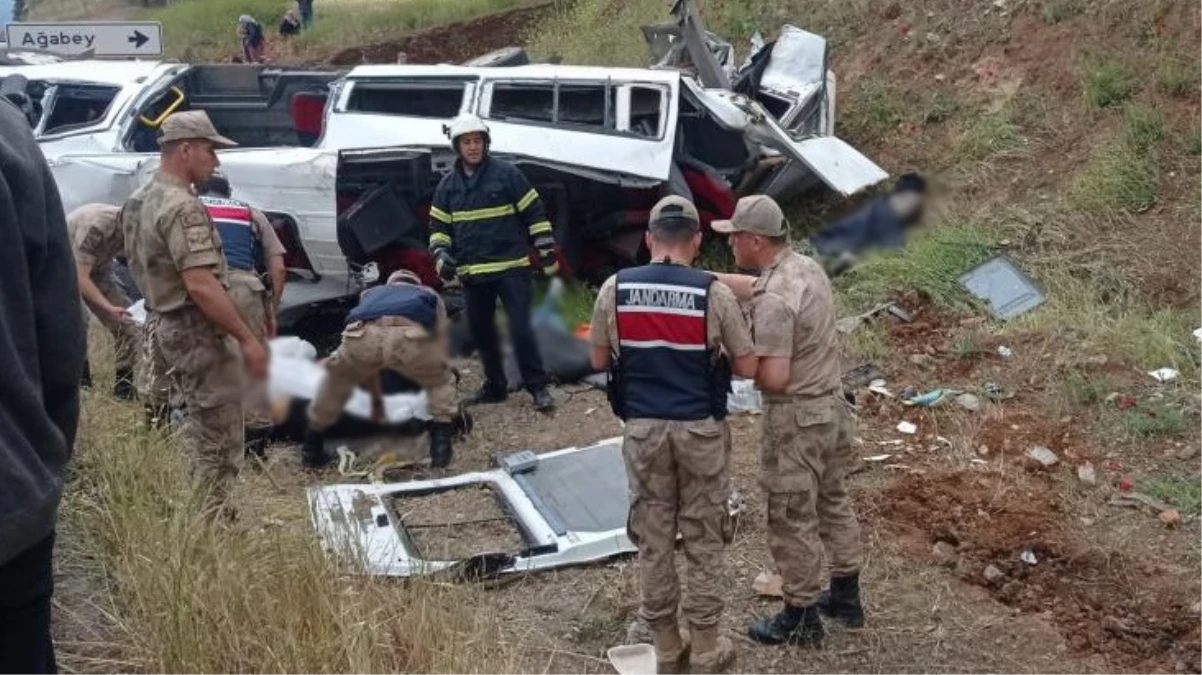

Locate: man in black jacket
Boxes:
[428,113,556,411]
[0,79,86,674]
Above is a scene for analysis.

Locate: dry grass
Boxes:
[56,343,511,674]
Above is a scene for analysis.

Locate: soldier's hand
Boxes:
[435,250,458,282]
[105,303,134,325]
[241,338,269,380]
[266,314,278,339]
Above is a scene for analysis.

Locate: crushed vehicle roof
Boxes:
[344,62,686,83]
[0,59,174,86]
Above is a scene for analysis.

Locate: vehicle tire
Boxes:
[461,46,529,67]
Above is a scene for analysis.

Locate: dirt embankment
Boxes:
[326,3,553,66]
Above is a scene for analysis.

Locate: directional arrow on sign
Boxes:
[128,30,148,49]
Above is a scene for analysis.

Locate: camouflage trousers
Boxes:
[82,268,138,371]
[228,270,273,430]
[151,307,246,509]
[623,417,735,630]
[308,318,457,431]
[760,394,862,607]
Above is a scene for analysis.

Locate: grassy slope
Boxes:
[144,0,538,61]
[24,0,540,61]
[530,0,1201,379]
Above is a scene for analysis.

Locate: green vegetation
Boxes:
[525,0,665,67]
[1142,474,1202,514]
[950,330,988,360]
[838,78,904,144]
[141,0,535,61]
[1041,0,1086,24]
[958,112,1025,160]
[59,373,508,672]
[1082,59,1137,109]
[1157,57,1201,98]
[1117,403,1188,438]
[1068,139,1159,213]
[834,223,995,312]
[1186,129,1202,157]
[1123,105,1167,152]
[1061,374,1118,406]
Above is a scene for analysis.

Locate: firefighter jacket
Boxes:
[427,156,554,280]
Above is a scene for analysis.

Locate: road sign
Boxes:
[5,21,163,57]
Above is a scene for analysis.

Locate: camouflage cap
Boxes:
[648,195,700,234]
[158,110,238,147]
[711,194,788,237]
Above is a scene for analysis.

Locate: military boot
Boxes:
[747,603,823,647]
[244,426,272,462]
[301,429,333,470]
[531,387,555,412]
[690,625,735,674]
[428,421,455,469]
[651,622,690,675]
[113,367,136,401]
[816,572,866,627]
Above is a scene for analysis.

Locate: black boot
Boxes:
[113,367,136,401]
[816,572,866,627]
[301,429,333,470]
[429,421,455,469]
[466,382,507,405]
[748,603,824,646]
[244,427,272,461]
[531,387,554,412]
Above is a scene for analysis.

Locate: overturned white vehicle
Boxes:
[2,2,886,335]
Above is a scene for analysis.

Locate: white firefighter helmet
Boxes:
[447,112,490,147]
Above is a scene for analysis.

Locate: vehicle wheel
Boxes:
[461,46,529,67]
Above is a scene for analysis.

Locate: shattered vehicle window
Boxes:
[42,84,119,135]
[489,81,614,131]
[629,86,663,138]
[347,80,466,118]
[489,82,555,123]
[556,84,608,128]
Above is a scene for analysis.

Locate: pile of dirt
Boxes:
[873,471,1200,672]
[328,3,553,66]
[394,486,525,560]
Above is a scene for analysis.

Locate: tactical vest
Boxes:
[199,195,259,271]
[611,262,727,421]
[347,283,438,331]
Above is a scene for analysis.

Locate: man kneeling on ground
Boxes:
[301,270,458,470]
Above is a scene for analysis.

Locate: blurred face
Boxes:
[458,132,486,166]
[727,230,760,269]
[179,140,220,184]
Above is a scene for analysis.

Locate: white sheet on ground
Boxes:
[124,302,430,424]
[269,337,431,423]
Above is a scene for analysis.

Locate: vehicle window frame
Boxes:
[481,78,668,141]
[33,81,121,138]
[338,77,474,119]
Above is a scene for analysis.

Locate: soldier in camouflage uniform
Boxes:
[590,196,758,674]
[194,173,287,459]
[120,110,267,516]
[68,203,138,399]
[303,269,458,470]
[713,195,864,647]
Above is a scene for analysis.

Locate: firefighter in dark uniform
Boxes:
[427,113,556,412]
[589,196,758,674]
